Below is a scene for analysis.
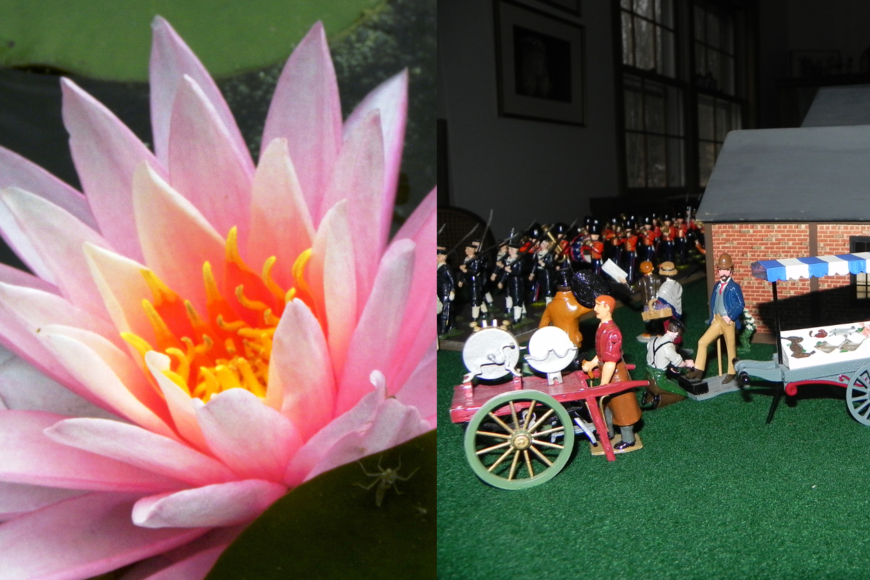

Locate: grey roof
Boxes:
[697,125,870,222]
[802,85,870,127]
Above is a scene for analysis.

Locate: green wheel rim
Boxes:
[463,390,575,490]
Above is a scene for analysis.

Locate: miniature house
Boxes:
[697,85,870,337]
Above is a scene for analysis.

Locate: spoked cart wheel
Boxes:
[846,362,870,426]
[464,390,575,490]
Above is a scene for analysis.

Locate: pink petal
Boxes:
[284,379,384,486]
[196,389,302,482]
[133,479,286,528]
[320,110,385,308]
[84,243,158,348]
[0,186,112,317]
[246,138,315,289]
[168,75,253,243]
[386,188,437,392]
[261,22,342,216]
[0,281,119,389]
[305,397,429,482]
[0,411,184,492]
[308,200,356,379]
[0,347,117,419]
[394,341,436,422]
[150,17,251,173]
[266,299,334,441]
[145,352,210,453]
[0,492,208,580]
[0,482,85,521]
[39,327,177,439]
[45,418,236,487]
[0,146,96,283]
[334,239,415,415]
[130,546,225,580]
[132,163,226,315]
[343,70,408,248]
[0,145,95,227]
[0,260,58,294]
[62,78,166,263]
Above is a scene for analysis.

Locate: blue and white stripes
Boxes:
[751,253,870,282]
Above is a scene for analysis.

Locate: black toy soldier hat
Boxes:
[437,245,447,255]
[525,222,544,241]
[588,219,601,235]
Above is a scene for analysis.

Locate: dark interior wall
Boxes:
[438,0,619,238]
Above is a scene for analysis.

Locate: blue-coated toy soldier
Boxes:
[437,245,455,335]
[457,240,489,322]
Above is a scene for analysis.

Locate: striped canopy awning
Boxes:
[751,253,870,282]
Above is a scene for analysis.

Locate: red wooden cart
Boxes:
[450,325,647,489]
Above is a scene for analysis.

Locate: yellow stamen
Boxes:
[165,347,191,386]
[121,332,154,360]
[235,285,268,311]
[161,369,192,396]
[292,249,313,298]
[262,256,287,304]
[216,315,248,333]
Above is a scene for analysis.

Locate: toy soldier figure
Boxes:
[674,213,689,265]
[686,253,745,383]
[496,239,527,323]
[643,318,694,409]
[621,223,639,283]
[457,240,489,322]
[437,246,455,335]
[581,220,605,275]
[582,295,642,450]
[534,238,557,304]
[539,270,590,348]
[659,216,675,264]
[638,217,656,264]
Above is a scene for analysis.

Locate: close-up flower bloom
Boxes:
[0,16,435,579]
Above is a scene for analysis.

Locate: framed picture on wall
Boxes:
[494,0,585,126]
[539,0,580,16]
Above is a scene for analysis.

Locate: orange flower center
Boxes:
[122,227,313,402]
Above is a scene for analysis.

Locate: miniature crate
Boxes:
[641,306,673,321]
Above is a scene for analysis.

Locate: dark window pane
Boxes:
[635,18,655,71]
[635,0,653,20]
[627,133,646,187]
[666,85,683,136]
[657,28,676,78]
[621,0,631,8]
[699,141,716,187]
[694,6,705,41]
[624,77,643,130]
[667,137,684,187]
[658,0,674,28]
[695,43,707,76]
[647,135,667,187]
[698,95,714,140]
[723,55,735,95]
[645,84,665,134]
[731,102,742,130]
[715,100,729,142]
[707,12,720,49]
[622,12,634,66]
[708,50,720,90]
[722,18,734,54]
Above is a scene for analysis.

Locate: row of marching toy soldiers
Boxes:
[437,212,706,336]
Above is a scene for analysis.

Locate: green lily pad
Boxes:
[0,0,386,81]
[206,430,435,580]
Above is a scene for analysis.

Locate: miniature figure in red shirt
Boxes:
[674,214,689,265]
[582,295,642,450]
[638,217,656,264]
[621,226,639,283]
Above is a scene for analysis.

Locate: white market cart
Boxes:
[736,252,870,424]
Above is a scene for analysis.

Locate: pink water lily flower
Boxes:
[0,17,435,580]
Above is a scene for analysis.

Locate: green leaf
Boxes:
[206,431,436,580]
[0,0,386,81]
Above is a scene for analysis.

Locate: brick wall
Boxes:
[710,223,870,335]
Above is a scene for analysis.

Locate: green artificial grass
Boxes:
[438,277,870,579]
